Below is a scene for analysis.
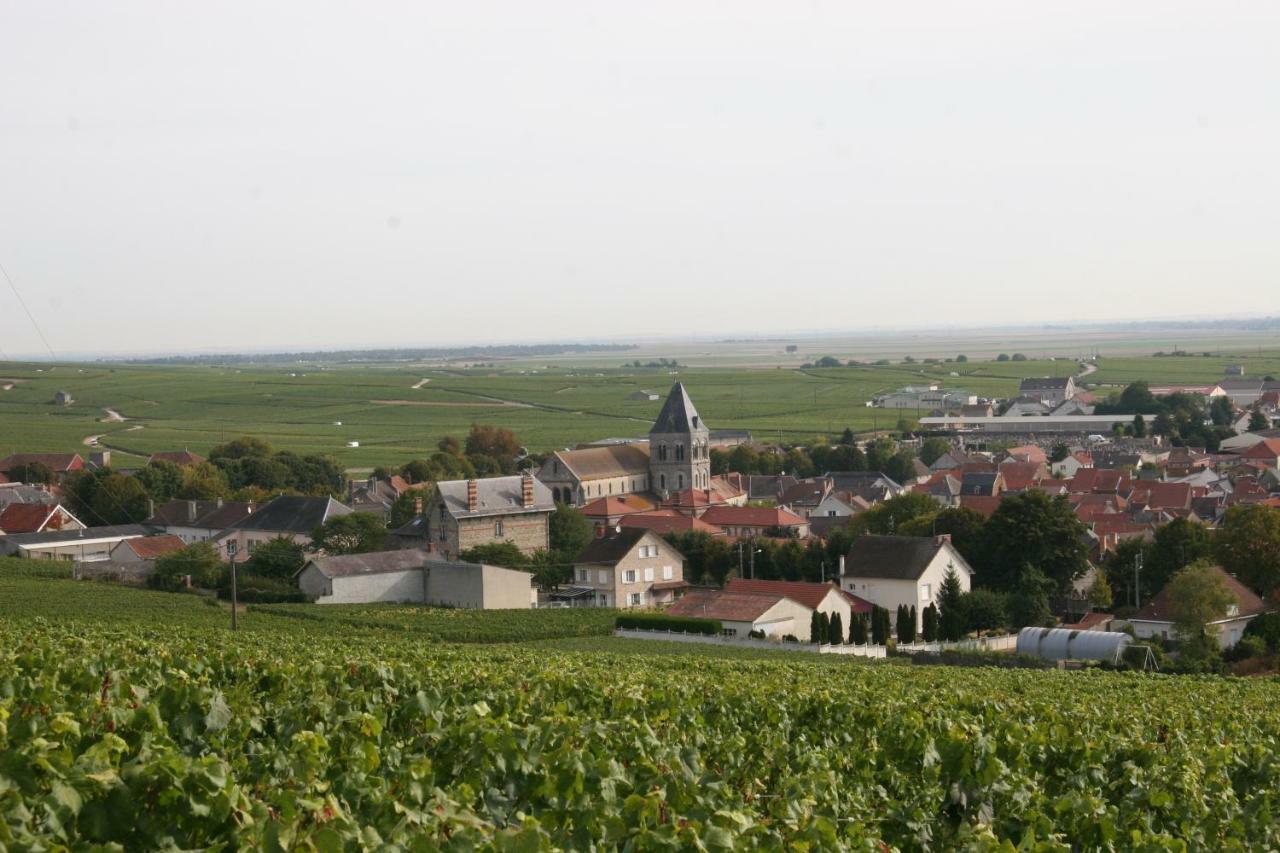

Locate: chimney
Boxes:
[216,497,223,509]
[147,498,155,519]
[935,533,952,546]
[521,471,535,508]
[466,479,478,512]
[187,500,197,523]
[838,555,846,579]
[414,496,424,516]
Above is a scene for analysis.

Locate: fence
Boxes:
[892,634,1018,654]
[614,629,887,658]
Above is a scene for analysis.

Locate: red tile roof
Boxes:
[0,503,68,534]
[147,451,206,466]
[1243,439,1280,461]
[121,535,188,559]
[726,578,872,613]
[666,589,790,622]
[659,488,726,510]
[998,461,1048,491]
[618,512,724,536]
[700,506,807,528]
[0,453,85,474]
[1003,445,1049,464]
[1129,482,1192,511]
[1131,565,1268,623]
[581,495,657,517]
[957,495,1002,517]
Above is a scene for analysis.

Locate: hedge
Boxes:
[217,572,308,604]
[615,613,723,635]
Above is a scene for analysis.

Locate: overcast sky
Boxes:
[2,2,1278,356]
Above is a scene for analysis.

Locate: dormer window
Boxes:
[1228,603,1240,617]
[692,416,699,428]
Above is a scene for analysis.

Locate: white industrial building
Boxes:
[296,550,536,609]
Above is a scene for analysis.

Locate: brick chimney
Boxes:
[187,500,198,522]
[521,471,535,508]
[414,495,424,516]
[934,533,952,546]
[466,479,478,512]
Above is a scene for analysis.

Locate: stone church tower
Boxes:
[648,382,710,497]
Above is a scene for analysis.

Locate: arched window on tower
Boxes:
[660,474,666,491]
[678,473,684,490]
[676,444,684,461]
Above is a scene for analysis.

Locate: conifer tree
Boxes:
[809,610,822,644]
[829,612,843,645]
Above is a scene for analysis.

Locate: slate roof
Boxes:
[436,475,554,518]
[1130,565,1268,624]
[650,382,707,435]
[147,499,256,530]
[0,524,148,548]
[1019,377,1072,391]
[844,534,970,581]
[301,549,428,579]
[147,451,206,466]
[228,496,352,534]
[573,528,652,565]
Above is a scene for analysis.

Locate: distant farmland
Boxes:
[1,345,1278,468]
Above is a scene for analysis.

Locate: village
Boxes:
[3,364,1279,673]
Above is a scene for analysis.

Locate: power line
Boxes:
[0,260,57,360]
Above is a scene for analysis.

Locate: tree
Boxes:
[310,512,388,555]
[458,541,528,569]
[870,606,889,645]
[243,535,306,581]
[545,504,594,585]
[898,605,916,644]
[1152,412,1174,437]
[7,461,54,484]
[898,506,986,567]
[921,603,938,641]
[149,542,223,591]
[208,435,273,462]
[956,354,968,363]
[819,611,831,644]
[809,610,823,643]
[465,424,520,462]
[996,353,1010,362]
[1209,396,1235,427]
[1088,570,1113,610]
[1007,567,1054,628]
[918,438,952,467]
[1216,505,1280,596]
[1249,407,1270,432]
[1011,353,1028,362]
[1146,517,1213,595]
[437,435,462,456]
[134,460,184,504]
[1132,414,1146,438]
[1165,561,1234,664]
[400,459,436,485]
[975,491,1088,594]
[1049,443,1070,464]
[962,588,1008,632]
[90,473,151,524]
[839,427,855,446]
[850,612,868,644]
[387,492,420,530]
[178,462,231,500]
[850,492,940,536]
[828,612,843,645]
[938,565,965,641]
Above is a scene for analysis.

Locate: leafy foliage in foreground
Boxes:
[4,567,1280,848]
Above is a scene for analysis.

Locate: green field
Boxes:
[5,560,1280,848]
[2,342,1280,469]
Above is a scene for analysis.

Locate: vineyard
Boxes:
[4,567,1280,848]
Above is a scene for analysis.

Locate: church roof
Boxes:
[651,382,705,434]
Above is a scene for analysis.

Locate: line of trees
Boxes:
[710,435,918,485]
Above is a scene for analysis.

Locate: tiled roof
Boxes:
[229,496,352,534]
[147,499,256,530]
[1019,377,1072,390]
[958,495,1002,517]
[1128,482,1192,510]
[618,512,724,536]
[581,494,656,517]
[553,445,650,481]
[147,451,206,466]
[1131,565,1268,623]
[574,528,652,565]
[1243,439,1280,459]
[700,506,807,528]
[726,578,871,613]
[660,488,726,510]
[666,589,788,622]
[0,503,60,534]
[121,535,188,559]
[0,453,84,474]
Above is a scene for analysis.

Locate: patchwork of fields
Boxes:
[1,344,1279,468]
[3,561,1280,848]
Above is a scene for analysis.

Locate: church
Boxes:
[535,382,712,506]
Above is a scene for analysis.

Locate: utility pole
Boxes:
[749,539,756,580]
[1132,550,1143,609]
[737,540,744,579]
[228,540,239,631]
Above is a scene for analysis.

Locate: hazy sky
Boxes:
[2,2,1278,356]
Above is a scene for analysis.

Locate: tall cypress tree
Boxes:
[819,611,831,644]
[851,612,868,644]
[905,605,918,644]
[809,610,822,644]
[922,603,938,642]
[938,565,965,642]
[829,612,843,645]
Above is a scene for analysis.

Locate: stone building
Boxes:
[415,472,553,561]
[536,444,651,506]
[566,527,686,608]
[648,382,711,497]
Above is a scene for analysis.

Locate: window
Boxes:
[663,565,673,580]
[624,569,637,584]
[494,519,503,537]
[643,567,654,582]
[628,592,643,607]
[722,627,737,637]
[247,539,257,554]
[1228,604,1240,617]
[597,570,608,584]
[675,444,684,461]
[920,584,931,602]
[660,474,666,491]
[577,568,588,583]
[609,482,614,494]
[651,545,659,557]
[678,474,684,490]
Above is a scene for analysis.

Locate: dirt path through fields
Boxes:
[410,378,430,389]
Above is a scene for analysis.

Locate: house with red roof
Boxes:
[108,534,188,563]
[0,453,85,481]
[618,510,725,537]
[0,502,84,535]
[146,450,206,467]
[1242,438,1280,469]
[581,494,657,529]
[665,589,811,638]
[1127,565,1270,649]
[699,505,810,539]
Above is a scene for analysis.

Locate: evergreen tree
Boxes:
[829,612,843,645]
[922,603,938,641]
[906,606,918,644]
[850,612,868,644]
[938,565,965,641]
[809,610,822,644]
[871,606,888,644]
[819,612,831,645]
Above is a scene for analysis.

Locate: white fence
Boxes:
[615,628,1018,659]
[614,629,887,658]
[893,634,1019,654]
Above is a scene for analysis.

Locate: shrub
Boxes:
[1224,635,1267,663]
[963,589,1010,633]
[614,613,723,635]
[1244,612,1280,651]
[218,572,307,604]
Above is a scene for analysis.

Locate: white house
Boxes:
[296,549,536,608]
[841,534,974,632]
[1126,565,1270,649]
[666,590,812,638]
[724,578,871,630]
